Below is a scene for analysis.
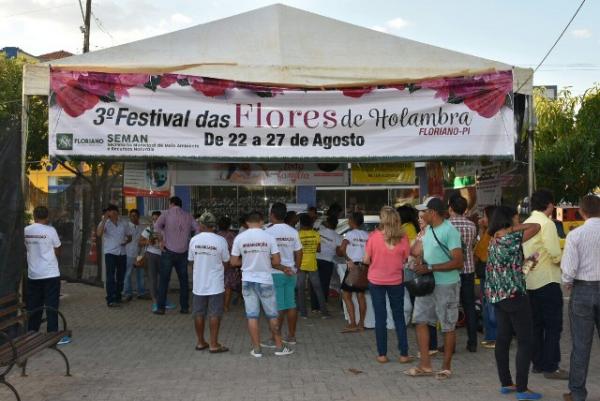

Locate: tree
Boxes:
[1,55,122,283]
[534,86,600,202]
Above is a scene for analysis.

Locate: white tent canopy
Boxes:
[23,3,532,95]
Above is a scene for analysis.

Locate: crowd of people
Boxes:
[23,189,600,401]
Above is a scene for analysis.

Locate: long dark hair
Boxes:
[397,205,420,233]
[488,206,517,236]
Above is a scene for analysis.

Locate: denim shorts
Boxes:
[413,282,461,333]
[272,274,297,311]
[242,281,279,319]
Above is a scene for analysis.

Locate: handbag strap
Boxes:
[430,226,452,262]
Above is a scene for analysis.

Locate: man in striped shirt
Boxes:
[448,194,478,352]
[561,195,600,401]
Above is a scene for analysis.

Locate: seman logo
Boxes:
[56,133,73,150]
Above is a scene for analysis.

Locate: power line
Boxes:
[91,11,114,42]
[516,0,588,93]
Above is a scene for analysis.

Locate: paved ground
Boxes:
[4,282,599,401]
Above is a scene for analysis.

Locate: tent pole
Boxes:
[527,94,536,201]
[21,92,29,195]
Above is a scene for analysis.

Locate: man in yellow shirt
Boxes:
[523,189,567,380]
[297,214,329,318]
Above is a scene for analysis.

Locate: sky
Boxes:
[1,0,598,95]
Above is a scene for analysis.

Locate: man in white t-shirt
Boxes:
[230,211,294,358]
[124,209,148,301]
[188,212,230,353]
[265,203,303,346]
[24,206,70,344]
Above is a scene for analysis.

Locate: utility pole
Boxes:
[82,0,92,53]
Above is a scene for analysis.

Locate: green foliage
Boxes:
[0,55,48,171]
[534,86,600,202]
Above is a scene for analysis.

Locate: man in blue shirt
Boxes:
[405,197,464,381]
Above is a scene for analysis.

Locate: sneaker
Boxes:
[107,302,121,308]
[151,304,158,313]
[57,336,72,345]
[137,293,152,300]
[260,339,277,349]
[250,348,263,358]
[274,346,294,356]
[165,301,177,310]
[515,390,542,400]
[543,369,569,380]
[531,367,543,374]
[123,295,133,303]
[500,386,517,394]
[180,309,190,314]
[282,337,297,345]
[153,309,165,315]
[481,340,496,349]
[467,344,477,353]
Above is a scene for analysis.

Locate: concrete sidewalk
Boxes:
[4,282,599,401]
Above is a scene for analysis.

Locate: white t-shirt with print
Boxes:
[25,223,61,280]
[344,229,369,262]
[266,223,302,274]
[317,226,342,262]
[231,228,279,285]
[188,232,230,296]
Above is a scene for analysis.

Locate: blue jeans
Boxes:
[568,282,600,401]
[26,277,60,332]
[480,271,497,341]
[124,256,146,296]
[157,249,189,311]
[105,253,126,304]
[369,282,409,357]
[528,282,563,372]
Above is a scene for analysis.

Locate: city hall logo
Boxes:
[56,133,73,150]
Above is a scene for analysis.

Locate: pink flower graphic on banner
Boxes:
[54,82,100,117]
[459,71,513,118]
[158,74,179,88]
[190,77,235,97]
[420,78,452,101]
[341,87,374,98]
[116,74,151,87]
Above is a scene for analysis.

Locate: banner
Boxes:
[123,162,171,197]
[49,70,515,160]
[351,163,415,184]
[175,162,347,186]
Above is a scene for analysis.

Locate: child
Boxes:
[297,214,329,318]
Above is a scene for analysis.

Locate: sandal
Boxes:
[195,344,209,351]
[435,369,452,380]
[376,356,389,364]
[341,326,359,333]
[404,367,433,377]
[209,345,229,354]
[398,356,415,364]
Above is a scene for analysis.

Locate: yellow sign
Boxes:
[351,163,416,185]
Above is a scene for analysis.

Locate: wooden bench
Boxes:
[0,293,72,401]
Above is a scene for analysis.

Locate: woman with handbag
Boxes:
[486,206,542,401]
[363,206,412,363]
[337,212,369,333]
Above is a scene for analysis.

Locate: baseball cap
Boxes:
[415,197,446,213]
[198,211,217,226]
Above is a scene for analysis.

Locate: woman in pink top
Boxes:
[363,206,412,364]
